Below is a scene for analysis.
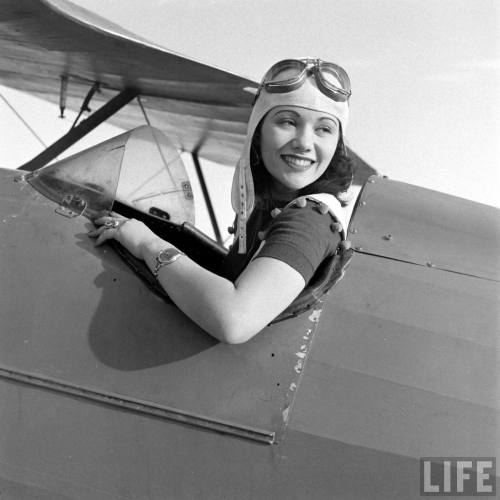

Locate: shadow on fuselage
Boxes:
[74,229,218,370]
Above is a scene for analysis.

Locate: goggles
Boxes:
[254,58,351,104]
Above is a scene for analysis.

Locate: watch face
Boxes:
[158,248,174,263]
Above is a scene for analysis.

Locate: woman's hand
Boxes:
[88,213,159,260]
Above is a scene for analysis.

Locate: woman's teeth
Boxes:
[281,155,314,169]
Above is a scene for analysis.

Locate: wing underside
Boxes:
[0,0,256,165]
[0,0,377,181]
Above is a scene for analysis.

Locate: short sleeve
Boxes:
[255,200,341,283]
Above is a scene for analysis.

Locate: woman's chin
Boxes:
[272,179,308,195]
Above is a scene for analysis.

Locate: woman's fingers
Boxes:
[88,216,156,259]
[94,229,112,246]
[89,215,130,246]
[88,224,114,246]
[108,211,126,219]
[88,225,109,237]
[94,215,126,227]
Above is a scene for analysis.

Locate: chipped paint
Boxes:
[13,174,27,183]
[295,342,309,359]
[282,405,290,423]
[308,308,322,323]
[278,305,325,438]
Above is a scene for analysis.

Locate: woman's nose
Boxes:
[292,127,314,151]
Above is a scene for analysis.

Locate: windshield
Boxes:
[26,126,195,223]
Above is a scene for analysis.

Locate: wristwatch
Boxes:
[153,248,185,278]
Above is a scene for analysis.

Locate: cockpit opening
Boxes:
[25,125,353,320]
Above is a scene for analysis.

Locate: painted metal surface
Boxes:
[0,377,438,500]
[1,253,498,498]
[290,253,499,461]
[0,167,318,442]
[349,176,500,280]
[0,164,499,497]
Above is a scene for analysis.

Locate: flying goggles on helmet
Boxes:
[254,58,351,104]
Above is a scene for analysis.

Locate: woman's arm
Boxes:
[89,217,305,344]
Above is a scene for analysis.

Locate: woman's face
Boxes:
[260,105,340,193]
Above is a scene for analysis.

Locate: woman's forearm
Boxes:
[90,217,305,343]
[140,236,248,343]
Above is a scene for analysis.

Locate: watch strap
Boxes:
[153,248,185,278]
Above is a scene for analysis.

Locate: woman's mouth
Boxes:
[281,155,315,170]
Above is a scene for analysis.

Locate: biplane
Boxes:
[0,1,498,499]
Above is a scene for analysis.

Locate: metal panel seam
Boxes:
[275,305,325,442]
[0,364,275,445]
[353,250,500,283]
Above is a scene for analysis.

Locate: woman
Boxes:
[89,58,353,344]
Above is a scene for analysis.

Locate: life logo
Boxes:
[420,457,496,496]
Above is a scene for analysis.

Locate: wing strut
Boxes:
[191,152,223,245]
[71,81,100,128]
[18,88,139,172]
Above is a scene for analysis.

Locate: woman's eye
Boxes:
[278,119,295,127]
[317,126,333,134]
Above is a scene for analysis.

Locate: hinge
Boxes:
[55,194,87,218]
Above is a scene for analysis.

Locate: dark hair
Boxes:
[250,122,354,203]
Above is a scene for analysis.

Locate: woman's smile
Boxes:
[260,105,339,192]
[280,154,315,170]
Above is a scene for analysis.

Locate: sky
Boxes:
[1,0,499,215]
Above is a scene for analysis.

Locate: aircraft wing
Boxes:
[0,0,256,166]
[0,0,377,181]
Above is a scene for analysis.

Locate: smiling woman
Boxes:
[259,107,340,193]
[89,58,354,343]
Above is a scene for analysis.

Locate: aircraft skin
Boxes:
[0,1,499,499]
[0,163,498,500]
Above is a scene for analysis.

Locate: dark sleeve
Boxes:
[255,201,341,283]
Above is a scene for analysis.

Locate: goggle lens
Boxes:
[316,65,349,92]
[265,60,306,86]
